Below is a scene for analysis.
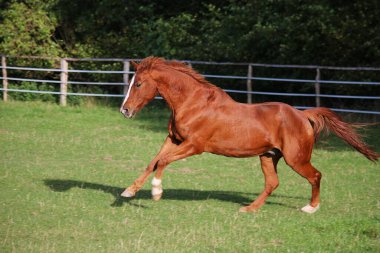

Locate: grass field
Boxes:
[1,101,379,252]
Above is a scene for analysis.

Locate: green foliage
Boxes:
[1,0,379,65]
[142,14,198,58]
[1,0,379,108]
[0,0,63,57]
[8,82,57,103]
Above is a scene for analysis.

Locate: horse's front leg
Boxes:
[150,140,202,200]
[121,139,201,200]
[121,136,177,198]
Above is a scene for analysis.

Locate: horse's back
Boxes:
[249,102,315,141]
[202,101,315,158]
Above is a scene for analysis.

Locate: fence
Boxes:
[1,55,380,115]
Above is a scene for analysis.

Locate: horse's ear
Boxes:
[131,61,139,70]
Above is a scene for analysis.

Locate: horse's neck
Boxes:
[156,71,211,112]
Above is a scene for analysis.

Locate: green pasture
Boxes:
[1,101,379,252]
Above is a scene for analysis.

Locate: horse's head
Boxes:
[120,61,159,118]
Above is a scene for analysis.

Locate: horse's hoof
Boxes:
[121,189,135,198]
[151,188,163,201]
[301,204,320,214]
[152,193,163,201]
[239,206,258,213]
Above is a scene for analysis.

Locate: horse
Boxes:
[119,56,379,213]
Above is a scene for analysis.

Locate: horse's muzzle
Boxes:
[120,108,134,118]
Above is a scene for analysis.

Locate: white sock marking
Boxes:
[152,187,163,196]
[151,177,163,196]
[301,204,320,214]
[151,177,162,187]
[121,189,135,198]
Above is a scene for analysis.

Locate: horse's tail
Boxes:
[303,107,379,162]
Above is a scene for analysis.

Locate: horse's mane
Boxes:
[138,57,214,87]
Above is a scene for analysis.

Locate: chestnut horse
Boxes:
[120,57,379,213]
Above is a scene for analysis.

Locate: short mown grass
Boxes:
[1,101,379,252]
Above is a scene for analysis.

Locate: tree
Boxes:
[0,0,63,57]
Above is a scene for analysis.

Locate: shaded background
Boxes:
[0,0,379,112]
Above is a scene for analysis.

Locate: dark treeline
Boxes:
[0,0,379,110]
[1,0,379,65]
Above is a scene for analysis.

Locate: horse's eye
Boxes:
[136,83,142,88]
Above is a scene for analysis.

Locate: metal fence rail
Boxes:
[4,65,380,85]
[1,55,380,115]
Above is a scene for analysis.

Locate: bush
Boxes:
[9,82,57,103]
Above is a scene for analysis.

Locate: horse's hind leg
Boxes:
[286,160,322,213]
[240,152,281,212]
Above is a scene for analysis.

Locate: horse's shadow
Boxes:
[43,179,305,210]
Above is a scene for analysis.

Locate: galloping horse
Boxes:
[120,57,379,213]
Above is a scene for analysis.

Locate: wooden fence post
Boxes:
[60,58,68,106]
[315,68,321,107]
[247,64,253,104]
[2,56,8,102]
[123,60,130,94]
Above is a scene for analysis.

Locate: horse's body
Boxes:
[170,98,313,159]
[120,57,379,213]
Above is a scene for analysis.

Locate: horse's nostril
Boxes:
[121,108,133,118]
